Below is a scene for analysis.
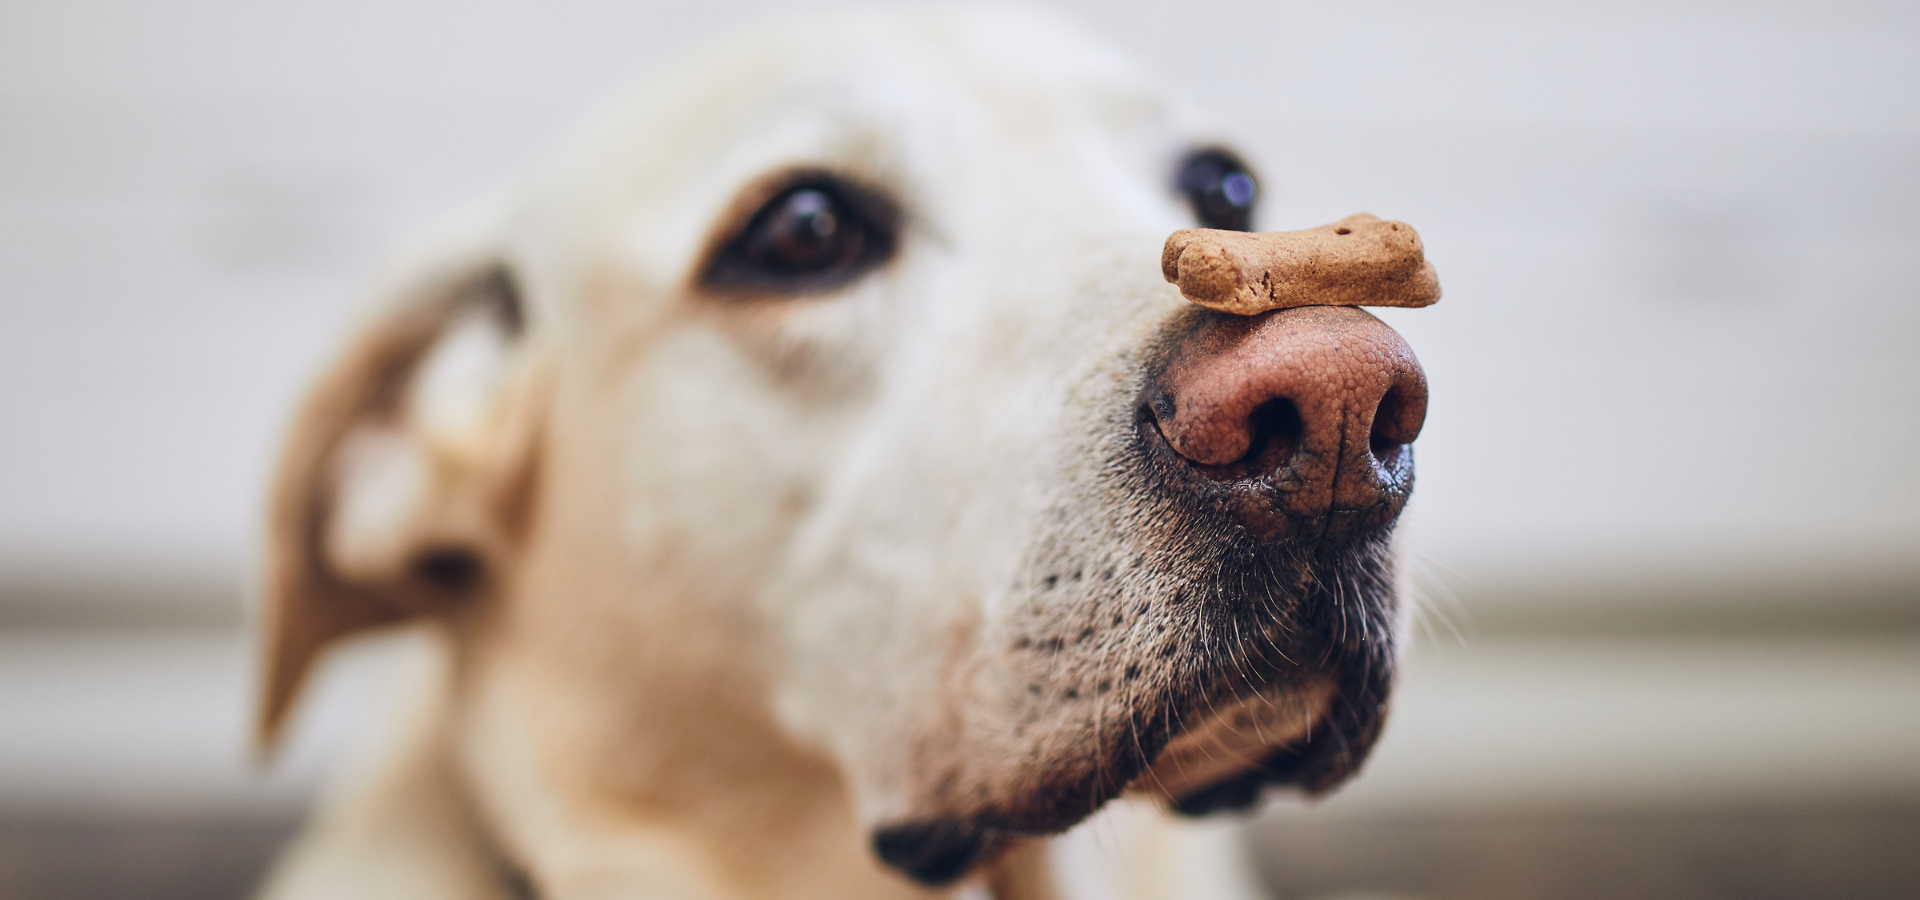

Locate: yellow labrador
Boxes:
[254,7,1433,899]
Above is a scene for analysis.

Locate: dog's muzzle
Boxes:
[873,233,1436,887]
[1118,303,1425,817]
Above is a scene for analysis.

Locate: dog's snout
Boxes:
[1145,306,1427,528]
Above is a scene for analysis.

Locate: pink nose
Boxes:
[1145,306,1427,525]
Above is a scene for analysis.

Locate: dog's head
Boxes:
[258,7,1429,890]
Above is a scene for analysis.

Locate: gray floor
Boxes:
[0,807,1915,900]
[0,816,296,900]
[3,629,1916,899]
[1250,806,1920,900]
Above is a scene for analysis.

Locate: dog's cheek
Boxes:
[610,328,846,595]
[886,593,1177,832]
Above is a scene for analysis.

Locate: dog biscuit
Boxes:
[1162,213,1441,314]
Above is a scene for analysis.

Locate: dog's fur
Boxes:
[254,8,1414,899]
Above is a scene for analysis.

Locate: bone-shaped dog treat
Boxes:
[1161,213,1441,315]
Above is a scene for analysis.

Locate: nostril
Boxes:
[1334,227,1352,235]
[1367,431,1402,460]
[1368,386,1418,459]
[1149,391,1178,426]
[1244,396,1304,465]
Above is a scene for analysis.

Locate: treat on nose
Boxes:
[1161,213,1440,315]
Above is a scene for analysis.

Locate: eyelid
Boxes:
[694,169,902,296]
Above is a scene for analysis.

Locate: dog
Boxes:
[252,7,1434,898]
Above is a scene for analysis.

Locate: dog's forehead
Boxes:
[518,8,1206,296]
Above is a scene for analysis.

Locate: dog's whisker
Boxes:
[1403,551,1471,648]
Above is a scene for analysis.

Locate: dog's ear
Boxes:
[257,256,545,751]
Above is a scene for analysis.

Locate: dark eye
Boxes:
[1176,150,1258,232]
[702,175,898,294]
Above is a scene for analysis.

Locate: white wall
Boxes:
[1,0,1917,832]
[1,0,1916,619]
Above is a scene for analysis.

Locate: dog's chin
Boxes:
[871,540,1398,886]
[1137,674,1338,803]
[1156,669,1390,816]
[870,670,1387,886]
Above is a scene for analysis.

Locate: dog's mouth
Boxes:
[1120,582,1396,823]
[871,535,1398,885]
[1139,674,1338,804]
[1148,661,1390,816]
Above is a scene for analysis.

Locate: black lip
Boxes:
[871,821,1001,886]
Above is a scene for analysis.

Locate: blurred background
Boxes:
[1,1,1916,898]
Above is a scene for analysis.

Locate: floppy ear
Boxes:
[257,256,545,751]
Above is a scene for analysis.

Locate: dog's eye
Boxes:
[1177,150,1258,232]
[702,176,897,294]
